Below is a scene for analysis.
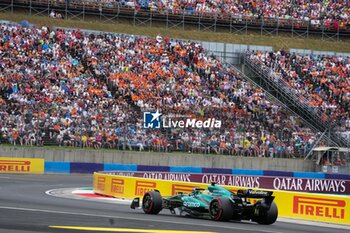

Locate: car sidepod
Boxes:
[182,196,209,209]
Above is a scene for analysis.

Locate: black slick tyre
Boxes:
[209,197,233,221]
[142,191,163,214]
[257,202,278,225]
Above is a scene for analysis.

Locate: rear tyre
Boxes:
[142,191,163,215]
[256,201,278,225]
[209,197,233,221]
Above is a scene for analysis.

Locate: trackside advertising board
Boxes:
[105,171,350,195]
[93,173,350,225]
[0,157,44,174]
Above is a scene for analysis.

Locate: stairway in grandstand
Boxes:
[241,54,348,147]
[41,130,57,146]
[0,89,7,144]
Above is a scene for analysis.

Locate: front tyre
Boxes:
[209,197,233,221]
[255,201,278,225]
[142,191,163,214]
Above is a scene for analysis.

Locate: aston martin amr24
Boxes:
[130,183,278,224]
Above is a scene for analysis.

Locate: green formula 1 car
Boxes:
[130,183,278,225]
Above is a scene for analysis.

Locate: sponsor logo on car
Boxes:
[293,196,345,219]
[183,202,200,208]
[111,178,125,194]
[135,181,157,196]
[172,184,198,195]
[0,159,31,172]
[245,190,269,195]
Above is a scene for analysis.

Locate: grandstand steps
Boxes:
[42,130,57,146]
[239,56,347,147]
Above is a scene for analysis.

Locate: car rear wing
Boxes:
[236,189,273,198]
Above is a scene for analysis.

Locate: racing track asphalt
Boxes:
[0,174,349,233]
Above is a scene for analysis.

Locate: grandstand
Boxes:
[248,50,350,129]
[1,0,350,40]
[0,1,349,169]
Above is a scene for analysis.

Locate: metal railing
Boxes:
[229,64,321,134]
[243,53,348,147]
[1,0,349,41]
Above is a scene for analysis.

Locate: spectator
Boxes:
[333,154,346,166]
[249,50,350,141]
[0,23,321,159]
[65,0,350,30]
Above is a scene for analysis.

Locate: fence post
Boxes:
[83,3,85,21]
[321,19,325,40]
[99,4,102,21]
[150,10,152,27]
[133,8,136,26]
[337,20,340,41]
[198,13,201,31]
[166,11,168,29]
[182,12,185,30]
[65,0,68,20]
[214,12,217,32]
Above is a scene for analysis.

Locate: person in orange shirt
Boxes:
[12,129,19,145]
[219,141,226,154]
[53,124,61,133]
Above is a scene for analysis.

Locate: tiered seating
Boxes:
[0,24,320,157]
[65,0,350,30]
[248,50,350,136]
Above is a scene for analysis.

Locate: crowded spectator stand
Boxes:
[0,22,324,158]
[2,0,350,40]
[247,50,350,144]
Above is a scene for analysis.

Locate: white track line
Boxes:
[0,205,281,233]
[45,188,131,204]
